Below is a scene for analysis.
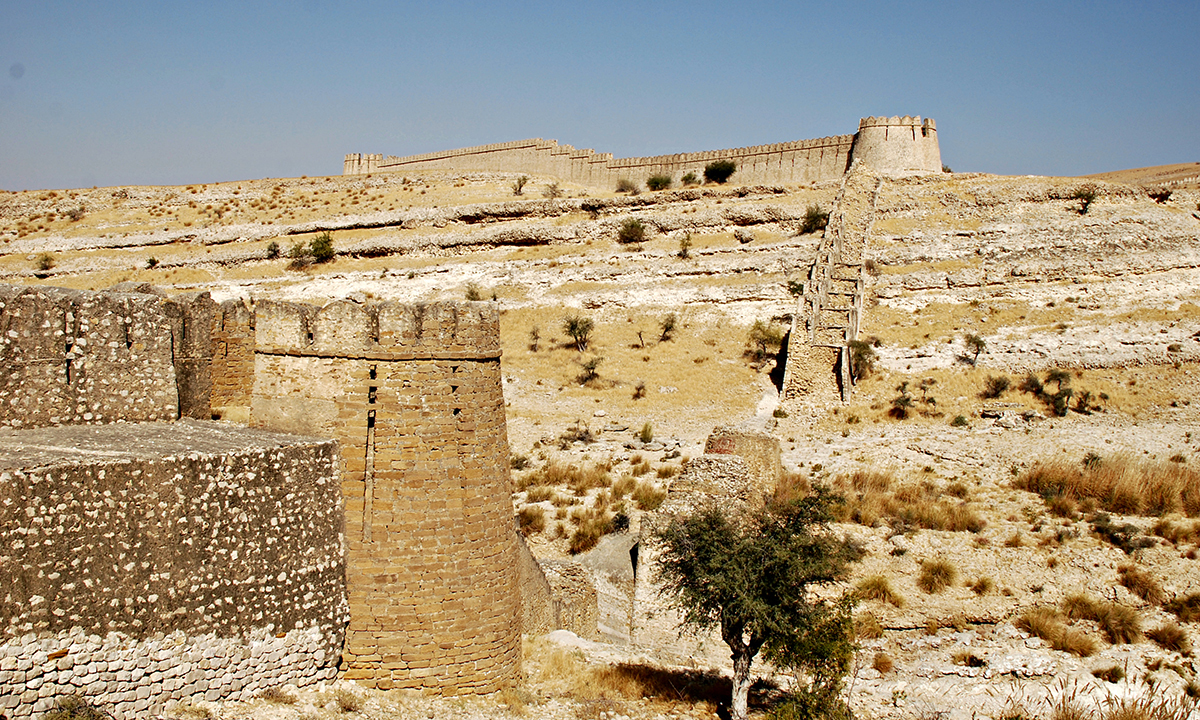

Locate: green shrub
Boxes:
[145,256,159,269]
[512,175,529,196]
[848,339,877,381]
[615,178,639,193]
[465,283,483,301]
[646,174,672,191]
[617,218,647,244]
[981,374,1011,399]
[638,421,654,444]
[265,240,280,259]
[703,160,736,184]
[1071,184,1098,214]
[310,232,335,263]
[951,415,970,428]
[677,233,692,259]
[542,182,563,198]
[579,355,603,384]
[35,252,55,272]
[800,205,829,235]
[681,171,699,186]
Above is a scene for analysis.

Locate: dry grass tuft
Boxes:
[872,652,894,674]
[1118,564,1165,605]
[518,505,547,535]
[832,471,986,532]
[256,687,297,704]
[1164,593,1200,622]
[855,575,905,607]
[631,480,666,511]
[520,459,612,493]
[1015,454,1200,517]
[1017,606,1099,657]
[917,559,957,593]
[1059,594,1142,644]
[855,612,884,639]
[1147,622,1192,654]
[971,576,995,595]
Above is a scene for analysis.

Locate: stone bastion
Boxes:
[0,284,524,716]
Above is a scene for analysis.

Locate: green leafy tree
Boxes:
[653,489,861,720]
[964,333,986,365]
[310,232,335,263]
[617,218,647,245]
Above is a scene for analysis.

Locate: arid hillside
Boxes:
[5,166,1200,720]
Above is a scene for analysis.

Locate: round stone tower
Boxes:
[850,116,941,174]
[251,299,519,693]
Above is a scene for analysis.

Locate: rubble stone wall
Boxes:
[211,299,256,423]
[250,299,520,694]
[0,420,346,719]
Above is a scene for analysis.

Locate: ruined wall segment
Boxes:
[0,420,345,718]
[251,299,520,693]
[345,116,939,187]
[0,285,180,428]
[210,299,256,423]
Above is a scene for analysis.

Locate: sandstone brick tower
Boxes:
[850,116,941,174]
[250,299,519,692]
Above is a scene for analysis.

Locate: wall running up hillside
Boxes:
[345,116,940,187]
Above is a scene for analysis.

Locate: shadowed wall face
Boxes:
[251,299,520,693]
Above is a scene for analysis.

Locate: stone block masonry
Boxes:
[250,299,520,693]
[345,115,940,187]
[0,420,346,718]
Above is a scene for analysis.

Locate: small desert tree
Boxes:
[562,314,595,352]
[653,489,861,720]
[964,333,986,365]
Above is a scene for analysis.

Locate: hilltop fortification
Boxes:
[344,116,940,186]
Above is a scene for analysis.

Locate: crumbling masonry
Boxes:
[0,284,520,717]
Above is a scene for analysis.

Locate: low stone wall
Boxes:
[0,420,346,718]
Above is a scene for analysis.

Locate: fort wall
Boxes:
[345,116,939,187]
[0,420,345,718]
[250,299,520,693]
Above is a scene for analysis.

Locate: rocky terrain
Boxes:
[5,166,1200,719]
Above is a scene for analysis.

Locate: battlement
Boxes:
[254,299,502,360]
[346,116,939,186]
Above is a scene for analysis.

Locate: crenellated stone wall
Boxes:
[0,420,345,718]
[345,116,940,187]
[250,299,520,693]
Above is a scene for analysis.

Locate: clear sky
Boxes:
[2,0,1197,191]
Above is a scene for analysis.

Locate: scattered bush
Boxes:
[525,485,554,503]
[964,334,986,365]
[980,375,1011,399]
[1060,595,1142,644]
[145,256,159,269]
[579,355,604,384]
[848,340,877,381]
[520,459,611,494]
[703,159,736,184]
[617,218,647,245]
[510,453,530,470]
[889,382,914,420]
[542,182,563,199]
[917,559,957,593]
[951,415,970,428]
[265,240,280,259]
[659,313,677,342]
[35,252,55,272]
[646,174,672,191]
[855,612,883,640]
[257,686,298,704]
[632,381,646,400]
[1092,665,1125,683]
[569,509,612,553]
[615,178,639,193]
[799,205,829,235]
[64,206,85,222]
[1147,622,1191,653]
[681,171,699,186]
[465,283,483,301]
[562,314,595,352]
[638,422,654,444]
[1072,184,1098,215]
[831,471,986,533]
[856,576,905,607]
[332,686,362,712]
[512,175,529,196]
[677,233,692,259]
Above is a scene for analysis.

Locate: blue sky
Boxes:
[2,0,1197,190]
